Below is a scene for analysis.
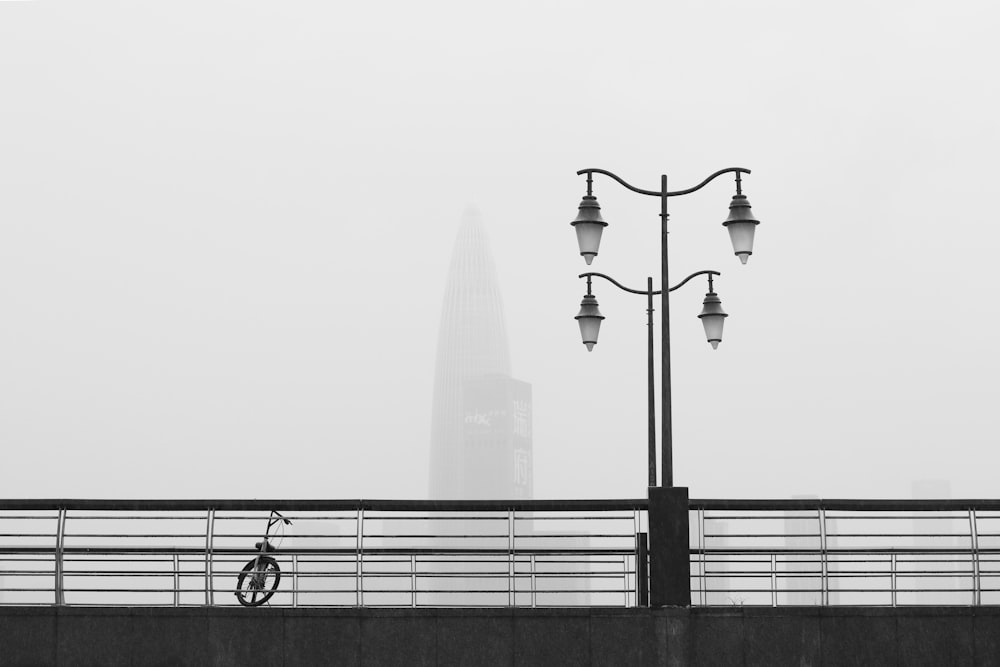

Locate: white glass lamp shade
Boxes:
[698,291,728,350]
[575,294,604,351]
[571,196,608,265]
[722,195,759,264]
[575,224,604,265]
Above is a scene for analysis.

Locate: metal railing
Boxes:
[691,499,1000,606]
[5,498,1000,607]
[0,499,648,608]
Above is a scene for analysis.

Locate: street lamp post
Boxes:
[576,270,727,487]
[570,167,759,488]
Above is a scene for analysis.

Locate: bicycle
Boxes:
[235,510,292,607]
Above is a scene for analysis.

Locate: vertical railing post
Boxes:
[54,508,66,606]
[623,554,629,606]
[632,510,639,607]
[891,553,897,607]
[173,554,180,607]
[636,531,649,607]
[648,487,690,606]
[204,509,215,606]
[507,509,515,607]
[698,508,706,606]
[411,554,417,608]
[819,508,829,606]
[292,554,299,608]
[970,508,981,606]
[771,553,778,607]
[530,554,537,608]
[356,507,365,607]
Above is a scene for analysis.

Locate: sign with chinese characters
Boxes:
[460,375,533,498]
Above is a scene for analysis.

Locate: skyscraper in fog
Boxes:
[429,210,532,499]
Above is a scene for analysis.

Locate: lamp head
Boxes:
[697,289,728,349]
[722,194,759,264]
[575,293,604,351]
[570,195,607,265]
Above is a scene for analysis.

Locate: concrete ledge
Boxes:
[2,606,999,666]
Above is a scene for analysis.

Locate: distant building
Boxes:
[782,495,821,605]
[462,375,533,499]
[429,210,533,499]
[910,479,966,605]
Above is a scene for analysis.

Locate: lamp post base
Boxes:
[648,486,691,607]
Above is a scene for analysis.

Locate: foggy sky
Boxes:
[1,1,998,500]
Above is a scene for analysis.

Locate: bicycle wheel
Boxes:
[235,555,281,607]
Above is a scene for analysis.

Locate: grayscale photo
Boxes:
[1,1,998,664]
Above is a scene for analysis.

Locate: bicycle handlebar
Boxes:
[272,510,293,525]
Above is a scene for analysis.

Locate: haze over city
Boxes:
[1,1,998,500]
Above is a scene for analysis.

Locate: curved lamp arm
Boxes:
[579,272,650,296]
[576,167,751,198]
[668,270,721,293]
[579,270,721,296]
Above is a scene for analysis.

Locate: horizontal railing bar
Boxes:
[705,531,968,540]
[695,557,980,562]
[360,534,636,540]
[61,535,208,539]
[11,497,1000,512]
[0,499,649,512]
[693,548,993,554]
[692,499,1000,511]
[0,547,638,556]
[704,515,975,520]
[0,546,1000,562]
[704,533,821,539]
[358,515,637,521]
[60,572,209,577]
[698,570,974,576]
[4,548,996,557]
[360,574,631,580]
[55,516,208,520]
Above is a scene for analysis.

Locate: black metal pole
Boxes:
[637,531,649,607]
[581,269,708,489]
[660,175,673,488]
[647,277,656,487]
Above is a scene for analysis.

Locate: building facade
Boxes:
[429,210,532,499]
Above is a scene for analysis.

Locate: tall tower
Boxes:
[429,209,532,499]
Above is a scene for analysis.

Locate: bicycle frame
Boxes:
[257,510,290,552]
[236,510,292,606]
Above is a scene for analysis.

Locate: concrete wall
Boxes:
[3,606,1000,666]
